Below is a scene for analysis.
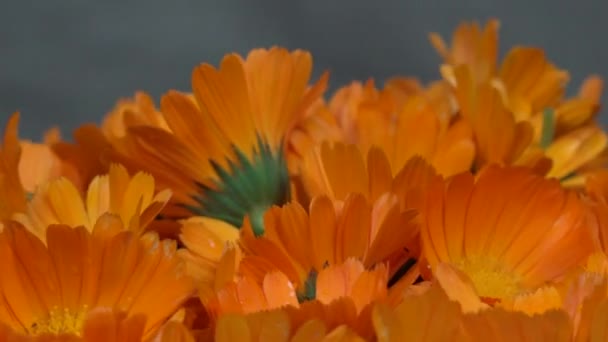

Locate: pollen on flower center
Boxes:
[28,306,88,336]
[455,256,522,301]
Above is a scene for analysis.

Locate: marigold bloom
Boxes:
[18,126,83,195]
[325,80,475,176]
[372,282,463,341]
[237,194,418,293]
[0,309,147,342]
[112,47,328,236]
[214,310,367,342]
[429,18,500,84]
[177,216,240,284]
[101,91,171,142]
[421,165,595,304]
[0,215,194,340]
[203,250,387,319]
[460,308,572,341]
[299,142,440,210]
[13,164,171,241]
[435,19,606,182]
[451,65,538,168]
[0,113,27,220]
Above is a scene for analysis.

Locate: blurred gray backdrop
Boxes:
[1,0,606,139]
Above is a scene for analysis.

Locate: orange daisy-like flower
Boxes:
[237,194,418,295]
[112,47,328,235]
[451,65,539,169]
[0,215,194,340]
[214,309,368,342]
[18,126,83,195]
[0,113,28,221]
[435,19,606,182]
[177,216,240,284]
[429,18,500,85]
[101,91,171,142]
[421,165,595,305]
[0,308,148,342]
[13,163,171,241]
[205,251,383,340]
[585,170,608,252]
[325,79,475,177]
[204,253,387,316]
[299,142,440,211]
[372,281,463,341]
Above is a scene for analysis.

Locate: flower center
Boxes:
[455,256,522,301]
[28,306,88,336]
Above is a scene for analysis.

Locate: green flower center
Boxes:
[188,137,290,236]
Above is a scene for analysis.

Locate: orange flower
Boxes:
[19,127,82,195]
[214,310,367,342]
[372,282,463,341]
[0,215,194,340]
[436,20,606,182]
[112,47,328,235]
[451,65,537,168]
[0,113,27,221]
[156,321,197,342]
[421,165,595,305]
[237,194,418,293]
[286,99,345,175]
[299,142,440,209]
[201,249,300,317]
[546,125,608,183]
[568,277,608,342]
[326,80,475,176]
[101,91,170,142]
[0,309,147,342]
[51,124,114,194]
[459,308,572,341]
[178,216,240,283]
[13,164,171,242]
[429,18,500,84]
[202,243,387,316]
[585,170,608,251]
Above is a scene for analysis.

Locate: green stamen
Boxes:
[186,136,290,236]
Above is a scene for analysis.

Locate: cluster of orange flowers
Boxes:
[2,19,608,341]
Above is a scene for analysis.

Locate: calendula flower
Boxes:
[19,126,83,195]
[0,215,194,340]
[112,47,328,235]
[326,80,475,176]
[429,18,500,85]
[299,142,440,211]
[177,216,240,283]
[451,65,540,169]
[155,321,197,342]
[236,194,418,295]
[51,123,116,194]
[460,308,572,341]
[201,241,388,316]
[373,281,463,341]
[0,113,27,221]
[13,163,171,242]
[568,277,608,342]
[421,165,595,306]
[101,91,171,142]
[0,309,147,342]
[214,310,368,342]
[435,19,607,183]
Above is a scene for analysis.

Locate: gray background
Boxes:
[2,0,606,140]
